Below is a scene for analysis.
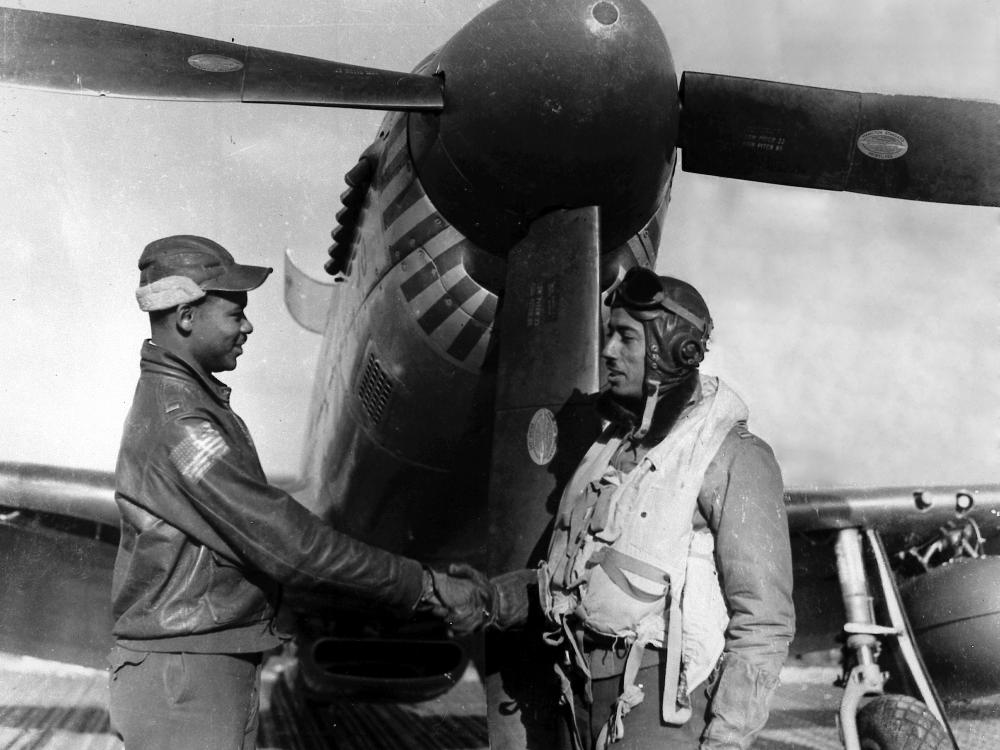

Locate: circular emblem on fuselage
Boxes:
[187,53,244,73]
[527,408,558,466]
[857,129,908,160]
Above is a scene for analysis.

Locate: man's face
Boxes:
[602,307,645,400]
[187,292,253,373]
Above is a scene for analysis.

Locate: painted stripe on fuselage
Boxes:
[381,140,410,188]
[468,290,497,325]
[429,243,464,274]
[390,248,494,371]
[378,115,408,181]
[388,212,448,264]
[400,259,440,301]
[447,316,490,363]
[417,275,481,334]
[378,150,412,210]
[383,176,425,230]
[422,225,465,260]
[375,112,497,371]
[399,239,468,305]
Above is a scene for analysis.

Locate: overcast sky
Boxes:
[0,0,996,489]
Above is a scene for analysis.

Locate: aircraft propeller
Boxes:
[0,7,443,111]
[679,72,1000,207]
[2,1,998,219]
[483,205,604,748]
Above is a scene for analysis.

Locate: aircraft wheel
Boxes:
[856,695,950,750]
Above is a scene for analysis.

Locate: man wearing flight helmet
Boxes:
[491,267,794,749]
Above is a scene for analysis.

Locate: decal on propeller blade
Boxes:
[527,408,558,466]
[857,129,908,160]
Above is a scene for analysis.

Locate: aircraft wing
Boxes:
[0,463,118,668]
[0,462,119,527]
[786,483,1000,538]
[679,72,1000,206]
[786,483,1000,643]
[0,462,310,670]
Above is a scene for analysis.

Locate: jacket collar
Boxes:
[597,372,701,446]
[140,339,232,406]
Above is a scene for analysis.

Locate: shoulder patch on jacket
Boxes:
[170,420,229,482]
[734,421,754,440]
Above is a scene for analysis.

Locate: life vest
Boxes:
[541,375,747,743]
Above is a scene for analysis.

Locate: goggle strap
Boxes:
[635,383,659,440]
[659,297,709,335]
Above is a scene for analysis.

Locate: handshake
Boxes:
[416,564,537,637]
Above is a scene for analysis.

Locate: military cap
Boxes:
[135,235,272,311]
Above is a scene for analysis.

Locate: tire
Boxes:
[856,695,950,750]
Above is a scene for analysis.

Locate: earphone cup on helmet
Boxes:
[673,336,704,367]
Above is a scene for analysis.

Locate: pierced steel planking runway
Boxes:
[1,652,998,749]
[0,652,488,750]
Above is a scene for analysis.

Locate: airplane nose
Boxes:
[408,0,678,256]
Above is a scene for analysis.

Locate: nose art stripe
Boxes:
[379,114,408,174]
[388,212,449,263]
[447,318,489,362]
[400,260,438,301]
[382,178,425,229]
[470,292,497,325]
[431,243,464,274]
[417,276,480,334]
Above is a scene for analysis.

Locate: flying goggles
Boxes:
[606,267,711,335]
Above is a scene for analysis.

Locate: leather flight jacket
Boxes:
[111,341,424,653]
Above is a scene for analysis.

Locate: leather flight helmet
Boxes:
[606,266,713,437]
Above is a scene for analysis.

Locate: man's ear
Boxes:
[176,303,197,334]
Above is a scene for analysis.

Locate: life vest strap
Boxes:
[662,591,692,725]
[587,547,670,604]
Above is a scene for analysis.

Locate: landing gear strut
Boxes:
[833,528,956,750]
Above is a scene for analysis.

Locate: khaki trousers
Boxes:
[108,647,263,750]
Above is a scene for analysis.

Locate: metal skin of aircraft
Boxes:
[0,2,998,749]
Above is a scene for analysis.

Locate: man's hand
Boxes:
[418,563,495,637]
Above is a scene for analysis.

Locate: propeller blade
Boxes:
[679,72,1000,206]
[0,7,442,111]
[485,206,603,749]
[487,206,603,576]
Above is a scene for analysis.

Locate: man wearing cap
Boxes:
[109,235,494,749]
[490,267,795,749]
